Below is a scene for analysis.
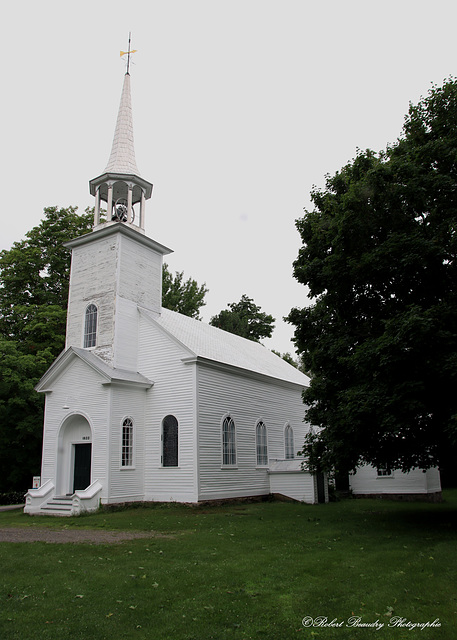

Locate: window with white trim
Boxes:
[121,418,134,467]
[285,424,294,459]
[256,421,268,466]
[377,468,393,477]
[222,416,236,466]
[162,415,178,467]
[83,303,97,348]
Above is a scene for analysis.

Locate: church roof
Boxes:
[104,72,140,176]
[144,307,310,387]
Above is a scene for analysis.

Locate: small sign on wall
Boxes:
[32,476,41,489]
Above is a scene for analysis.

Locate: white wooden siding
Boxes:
[269,471,315,503]
[350,465,442,495]
[197,363,308,501]
[138,314,198,502]
[113,297,139,371]
[66,231,163,366]
[107,385,147,502]
[66,235,118,360]
[117,234,162,313]
[40,358,110,500]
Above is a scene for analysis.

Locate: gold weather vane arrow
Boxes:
[120,33,137,74]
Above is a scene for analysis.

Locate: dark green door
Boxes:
[316,472,326,503]
[73,443,91,492]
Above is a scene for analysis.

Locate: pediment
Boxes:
[35,346,153,393]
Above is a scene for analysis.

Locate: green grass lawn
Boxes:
[1,491,456,640]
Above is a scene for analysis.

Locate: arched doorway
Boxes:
[57,414,92,495]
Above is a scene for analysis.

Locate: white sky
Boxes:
[2,0,457,355]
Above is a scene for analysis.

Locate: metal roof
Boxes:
[145,307,310,387]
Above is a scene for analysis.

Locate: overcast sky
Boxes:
[2,0,457,354]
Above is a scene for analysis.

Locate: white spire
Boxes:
[104,72,140,176]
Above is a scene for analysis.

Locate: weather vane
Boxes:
[120,32,137,74]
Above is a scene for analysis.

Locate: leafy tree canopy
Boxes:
[162,264,208,319]
[288,79,457,475]
[210,294,275,342]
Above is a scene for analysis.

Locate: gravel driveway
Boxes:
[0,527,166,544]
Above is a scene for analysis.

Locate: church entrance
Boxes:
[57,414,92,495]
[73,443,92,492]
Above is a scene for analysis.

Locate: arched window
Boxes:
[121,418,133,467]
[83,304,97,348]
[256,421,268,466]
[222,416,236,466]
[162,415,178,467]
[285,424,294,459]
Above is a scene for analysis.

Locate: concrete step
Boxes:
[41,495,74,515]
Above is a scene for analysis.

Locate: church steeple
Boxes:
[104,72,140,176]
[89,58,153,233]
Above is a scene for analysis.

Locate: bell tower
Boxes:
[64,46,172,369]
[89,67,153,232]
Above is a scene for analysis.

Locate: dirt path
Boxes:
[0,527,166,544]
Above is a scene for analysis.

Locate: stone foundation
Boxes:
[353,491,442,503]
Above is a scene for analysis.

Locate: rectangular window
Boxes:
[377,468,393,477]
[122,419,133,467]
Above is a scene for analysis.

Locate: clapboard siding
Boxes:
[138,314,197,502]
[197,363,308,500]
[117,235,162,313]
[40,358,110,499]
[66,235,118,361]
[66,232,163,366]
[107,386,147,502]
[113,297,139,371]
[269,472,315,503]
[350,465,442,495]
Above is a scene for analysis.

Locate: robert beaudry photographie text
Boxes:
[302,616,441,632]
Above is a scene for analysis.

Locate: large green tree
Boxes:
[162,264,208,319]
[0,207,208,491]
[210,294,275,342]
[288,79,457,475]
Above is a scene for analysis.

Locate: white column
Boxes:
[107,184,113,220]
[94,187,101,227]
[127,184,133,223]
[140,190,146,229]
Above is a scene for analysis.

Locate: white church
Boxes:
[25,68,440,516]
[24,69,326,515]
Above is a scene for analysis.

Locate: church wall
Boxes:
[138,315,198,502]
[40,358,110,498]
[106,385,147,503]
[196,364,308,501]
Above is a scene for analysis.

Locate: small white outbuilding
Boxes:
[349,465,441,501]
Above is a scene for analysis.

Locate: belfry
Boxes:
[89,69,153,232]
